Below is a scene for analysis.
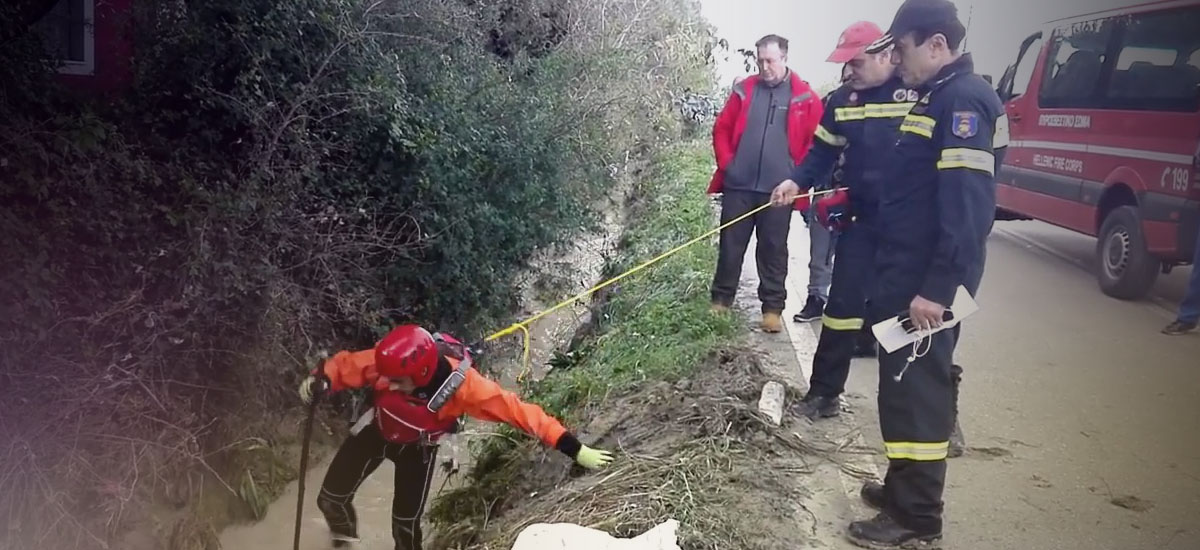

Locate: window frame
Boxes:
[1100,6,1200,113]
[39,0,96,76]
[1036,16,1122,110]
[1007,32,1045,102]
[1036,6,1200,113]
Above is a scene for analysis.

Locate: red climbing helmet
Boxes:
[375,325,439,386]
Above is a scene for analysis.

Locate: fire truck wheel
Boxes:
[1096,205,1159,300]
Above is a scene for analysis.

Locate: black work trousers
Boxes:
[711,189,793,313]
[808,223,877,397]
[874,316,961,535]
[316,423,439,550]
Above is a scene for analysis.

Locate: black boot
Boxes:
[860,480,886,510]
[846,513,942,549]
[794,295,826,323]
[790,392,840,419]
[948,364,965,458]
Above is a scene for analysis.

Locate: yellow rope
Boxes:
[485,187,846,382]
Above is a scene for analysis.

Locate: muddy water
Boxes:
[219,181,629,550]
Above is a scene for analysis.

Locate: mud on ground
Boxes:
[432,344,838,550]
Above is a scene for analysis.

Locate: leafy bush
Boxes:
[0,0,716,548]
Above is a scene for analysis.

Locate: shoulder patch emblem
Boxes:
[952,111,979,139]
[849,92,859,104]
[919,94,931,105]
[893,89,908,102]
[907,89,920,102]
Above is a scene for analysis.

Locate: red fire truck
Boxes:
[993,0,1200,300]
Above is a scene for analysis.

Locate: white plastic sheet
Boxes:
[511,519,681,550]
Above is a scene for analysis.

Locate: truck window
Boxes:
[1011,35,1046,99]
[1038,18,1118,109]
[1103,6,1200,112]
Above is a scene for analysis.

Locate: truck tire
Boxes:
[1096,205,1159,300]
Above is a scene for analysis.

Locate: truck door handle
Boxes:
[1011,113,1023,122]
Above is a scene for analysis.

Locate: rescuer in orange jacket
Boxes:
[297,325,613,550]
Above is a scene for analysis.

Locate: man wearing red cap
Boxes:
[297,325,612,550]
[770,21,953,427]
[708,34,824,333]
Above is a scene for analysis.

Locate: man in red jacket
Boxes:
[708,34,824,333]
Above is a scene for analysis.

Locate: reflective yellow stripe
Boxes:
[938,147,996,175]
[835,106,866,121]
[885,441,949,461]
[822,314,864,331]
[836,103,914,122]
[816,125,847,146]
[900,114,936,138]
[993,113,1010,148]
[864,102,915,118]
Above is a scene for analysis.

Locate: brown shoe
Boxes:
[761,311,783,333]
[1162,320,1198,335]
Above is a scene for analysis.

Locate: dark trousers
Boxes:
[711,189,792,312]
[316,423,439,550]
[808,224,876,397]
[873,312,961,534]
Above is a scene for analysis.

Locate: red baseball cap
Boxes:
[827,21,885,63]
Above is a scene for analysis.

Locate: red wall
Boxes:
[56,0,134,94]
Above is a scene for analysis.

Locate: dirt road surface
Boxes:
[779,217,1200,550]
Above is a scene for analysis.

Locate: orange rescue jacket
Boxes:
[318,349,570,450]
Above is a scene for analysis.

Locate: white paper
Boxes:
[871,286,979,354]
[511,519,680,550]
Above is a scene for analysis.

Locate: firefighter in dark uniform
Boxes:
[772,21,928,424]
[845,0,1008,547]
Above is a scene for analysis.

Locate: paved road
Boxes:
[784,218,1200,550]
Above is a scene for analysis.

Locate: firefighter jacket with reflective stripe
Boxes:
[319,348,569,448]
[707,71,824,194]
[790,76,918,223]
[874,54,1009,310]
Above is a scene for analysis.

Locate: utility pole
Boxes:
[962,4,974,51]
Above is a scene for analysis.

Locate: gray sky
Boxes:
[699,0,1136,90]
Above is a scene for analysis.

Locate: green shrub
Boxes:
[0,0,717,547]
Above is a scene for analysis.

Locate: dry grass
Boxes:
[432,348,877,550]
[0,300,342,550]
[482,436,754,550]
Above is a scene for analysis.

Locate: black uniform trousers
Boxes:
[871,305,963,535]
[711,189,793,313]
[808,222,876,397]
[316,423,439,550]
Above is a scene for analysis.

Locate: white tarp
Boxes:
[511,519,680,550]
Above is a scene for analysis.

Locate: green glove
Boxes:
[298,375,328,405]
[575,445,614,470]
